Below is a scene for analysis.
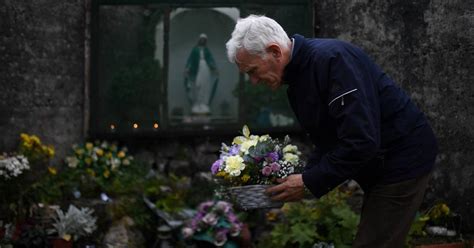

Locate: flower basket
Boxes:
[227,184,283,210]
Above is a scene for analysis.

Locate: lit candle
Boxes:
[133,123,139,129]
[110,124,116,132]
[153,122,159,130]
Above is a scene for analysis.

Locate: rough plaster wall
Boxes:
[314,0,474,232]
[0,0,85,160]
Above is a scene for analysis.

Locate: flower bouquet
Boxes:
[211,125,304,210]
[182,200,243,247]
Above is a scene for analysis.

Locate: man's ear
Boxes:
[266,44,282,59]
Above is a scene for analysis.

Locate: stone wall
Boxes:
[313,0,474,232]
[0,0,85,160]
[1,0,473,234]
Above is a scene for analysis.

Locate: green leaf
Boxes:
[289,223,318,246]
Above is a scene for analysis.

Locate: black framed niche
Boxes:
[89,0,312,138]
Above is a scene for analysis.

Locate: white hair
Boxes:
[225,15,291,63]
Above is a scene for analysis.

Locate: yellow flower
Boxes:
[241,174,250,183]
[48,166,58,175]
[106,152,112,158]
[103,169,110,178]
[75,148,85,155]
[117,151,126,158]
[266,211,278,221]
[441,203,450,215]
[47,146,55,158]
[85,157,92,165]
[86,168,96,177]
[85,142,94,150]
[96,148,104,156]
[30,135,40,145]
[20,133,30,143]
[62,234,72,241]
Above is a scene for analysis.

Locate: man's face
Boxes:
[235,48,284,90]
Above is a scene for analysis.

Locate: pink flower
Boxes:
[270,162,280,172]
[261,166,272,176]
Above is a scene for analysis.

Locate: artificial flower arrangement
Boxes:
[182,200,243,247]
[211,125,304,209]
[65,141,133,181]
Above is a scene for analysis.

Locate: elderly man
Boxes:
[225,15,437,247]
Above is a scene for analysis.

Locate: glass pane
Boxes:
[167,8,240,126]
[96,5,165,134]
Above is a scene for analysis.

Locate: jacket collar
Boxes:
[283,34,305,85]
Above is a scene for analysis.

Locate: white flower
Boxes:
[0,155,30,179]
[202,213,218,226]
[240,139,258,154]
[224,155,245,176]
[66,156,79,168]
[283,153,299,164]
[282,144,298,154]
[259,134,270,142]
[182,227,194,238]
[110,158,121,170]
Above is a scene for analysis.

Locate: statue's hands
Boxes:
[265,174,305,202]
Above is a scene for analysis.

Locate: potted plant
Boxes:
[48,204,97,248]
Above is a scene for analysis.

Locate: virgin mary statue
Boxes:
[183,33,219,115]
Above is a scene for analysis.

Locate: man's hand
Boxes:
[265,174,305,202]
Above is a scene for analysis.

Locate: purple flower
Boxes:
[261,166,272,176]
[229,145,240,155]
[211,159,223,174]
[198,201,214,212]
[227,213,238,223]
[266,152,279,162]
[270,162,280,172]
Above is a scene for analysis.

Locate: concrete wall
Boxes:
[0,0,473,233]
[313,0,474,232]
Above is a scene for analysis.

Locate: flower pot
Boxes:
[51,238,73,248]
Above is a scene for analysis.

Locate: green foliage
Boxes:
[234,82,294,127]
[261,188,360,248]
[144,174,191,214]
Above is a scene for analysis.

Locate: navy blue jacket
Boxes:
[284,35,438,198]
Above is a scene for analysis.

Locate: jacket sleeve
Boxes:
[302,48,381,198]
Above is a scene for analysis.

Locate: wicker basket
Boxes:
[227,184,283,210]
